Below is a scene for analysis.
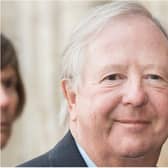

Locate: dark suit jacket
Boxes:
[19,131,87,167]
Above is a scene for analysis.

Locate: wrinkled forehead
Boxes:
[92,15,166,46]
[86,14,168,60]
[82,14,168,77]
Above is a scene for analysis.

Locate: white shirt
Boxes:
[76,141,97,167]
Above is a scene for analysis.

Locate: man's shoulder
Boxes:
[18,131,87,167]
[18,150,51,167]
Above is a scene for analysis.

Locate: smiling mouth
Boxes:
[113,119,150,131]
[114,119,150,124]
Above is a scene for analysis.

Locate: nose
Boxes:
[0,85,10,109]
[122,79,148,107]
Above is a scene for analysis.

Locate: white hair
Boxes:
[59,1,168,126]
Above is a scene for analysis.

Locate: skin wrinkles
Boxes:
[64,14,168,166]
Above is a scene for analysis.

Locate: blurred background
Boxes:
[1,0,168,166]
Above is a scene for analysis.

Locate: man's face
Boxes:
[0,66,18,149]
[67,15,168,164]
[67,16,168,165]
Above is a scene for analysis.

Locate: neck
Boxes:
[70,128,160,167]
[70,123,160,167]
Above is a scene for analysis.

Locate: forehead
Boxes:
[90,14,167,47]
[86,15,168,66]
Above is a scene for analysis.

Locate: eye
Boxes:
[2,79,17,90]
[144,74,168,88]
[101,74,125,82]
[144,74,162,80]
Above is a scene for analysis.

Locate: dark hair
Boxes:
[1,33,25,118]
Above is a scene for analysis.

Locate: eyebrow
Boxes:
[1,75,17,83]
[98,64,128,76]
[143,64,168,77]
[143,64,168,72]
[97,64,168,76]
[1,72,17,82]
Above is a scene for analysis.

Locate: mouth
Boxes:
[113,119,150,131]
[114,119,150,124]
[1,122,10,131]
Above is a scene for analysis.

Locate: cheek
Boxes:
[9,92,19,120]
[149,90,168,136]
[77,88,121,128]
[94,94,121,118]
[151,90,168,118]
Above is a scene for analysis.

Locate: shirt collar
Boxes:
[76,141,97,167]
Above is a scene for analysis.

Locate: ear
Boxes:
[61,79,77,120]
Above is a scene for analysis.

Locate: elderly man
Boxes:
[20,1,168,167]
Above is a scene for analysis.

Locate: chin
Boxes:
[117,143,152,159]
[1,138,8,149]
[0,132,10,149]
[120,149,148,158]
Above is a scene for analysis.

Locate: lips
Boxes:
[114,119,150,124]
[113,119,150,131]
[1,122,10,132]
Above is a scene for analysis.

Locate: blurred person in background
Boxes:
[0,34,25,149]
[20,1,168,167]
